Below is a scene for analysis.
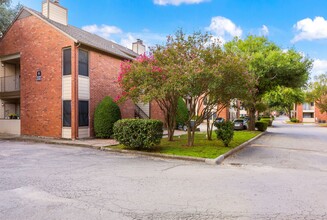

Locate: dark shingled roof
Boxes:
[24,7,138,60]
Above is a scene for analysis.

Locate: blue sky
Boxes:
[13,0,327,78]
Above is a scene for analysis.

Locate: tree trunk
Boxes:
[206,119,212,140]
[167,116,176,141]
[248,107,256,131]
[168,126,174,141]
[163,102,176,142]
[164,114,175,141]
[187,125,192,146]
[186,122,196,147]
[191,129,195,146]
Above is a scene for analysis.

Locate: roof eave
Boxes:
[1,7,137,60]
[77,41,136,60]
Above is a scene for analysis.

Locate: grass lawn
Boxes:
[109,130,261,159]
[318,123,327,127]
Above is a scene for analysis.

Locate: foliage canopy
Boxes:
[119,30,249,146]
[224,36,312,130]
[0,0,21,37]
[307,74,327,114]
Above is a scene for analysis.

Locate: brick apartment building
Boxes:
[294,102,327,123]
[0,1,155,139]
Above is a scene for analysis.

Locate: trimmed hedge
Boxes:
[290,118,300,123]
[255,121,268,131]
[215,121,234,147]
[94,96,121,138]
[260,118,272,126]
[176,97,188,127]
[113,119,163,149]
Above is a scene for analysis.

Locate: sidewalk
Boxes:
[0,129,187,149]
[0,133,118,149]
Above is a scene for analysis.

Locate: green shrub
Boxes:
[215,121,234,147]
[176,97,188,127]
[113,119,163,149]
[290,118,300,123]
[94,96,121,138]
[260,118,272,126]
[255,121,268,131]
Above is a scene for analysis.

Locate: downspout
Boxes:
[71,42,80,140]
[75,42,81,139]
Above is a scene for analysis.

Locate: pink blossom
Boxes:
[136,54,152,63]
[152,66,162,73]
[118,61,132,83]
[114,95,121,102]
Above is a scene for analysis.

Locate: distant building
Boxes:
[294,102,327,123]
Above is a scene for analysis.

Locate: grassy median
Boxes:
[109,130,261,159]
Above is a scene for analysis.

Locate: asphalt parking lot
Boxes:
[1,117,326,219]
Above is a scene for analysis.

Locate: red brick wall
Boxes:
[315,105,327,122]
[0,15,74,138]
[150,101,165,123]
[89,50,135,136]
[296,104,303,122]
[218,106,229,121]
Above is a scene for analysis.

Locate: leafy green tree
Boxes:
[176,97,188,127]
[0,0,21,37]
[119,52,181,141]
[215,121,234,147]
[202,52,249,140]
[153,31,218,145]
[307,74,327,114]
[119,30,249,146]
[264,86,305,119]
[164,31,248,146]
[255,102,269,115]
[224,36,312,130]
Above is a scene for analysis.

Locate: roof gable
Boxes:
[3,6,138,60]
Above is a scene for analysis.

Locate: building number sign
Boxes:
[36,70,42,81]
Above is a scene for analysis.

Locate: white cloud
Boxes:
[311,59,327,78]
[260,25,269,36]
[206,16,242,42]
[292,17,327,43]
[120,32,166,50]
[82,24,122,39]
[81,23,166,51]
[282,49,289,53]
[120,34,137,49]
[208,36,225,46]
[154,0,209,6]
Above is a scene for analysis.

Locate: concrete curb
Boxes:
[204,131,267,165]
[0,131,266,165]
[0,135,205,163]
[101,147,206,163]
[0,136,104,150]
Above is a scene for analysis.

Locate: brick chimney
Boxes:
[132,39,145,55]
[42,0,68,25]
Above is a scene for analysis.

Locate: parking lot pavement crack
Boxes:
[160,164,186,172]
